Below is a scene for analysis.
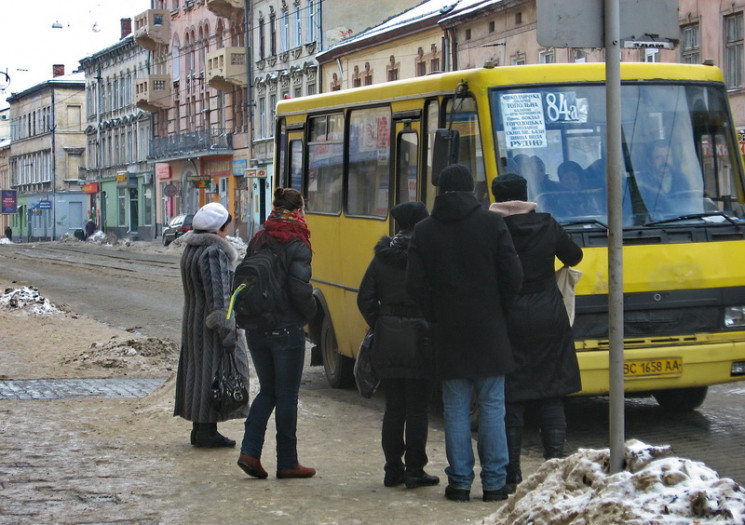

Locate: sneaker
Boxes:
[483,485,513,502]
[444,485,470,502]
[405,471,440,489]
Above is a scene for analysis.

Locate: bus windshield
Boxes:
[490,82,745,227]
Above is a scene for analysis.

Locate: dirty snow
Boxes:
[485,439,745,525]
[61,336,178,373]
[0,286,60,314]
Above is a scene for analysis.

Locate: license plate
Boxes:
[624,358,683,378]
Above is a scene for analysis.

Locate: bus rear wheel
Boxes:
[320,316,354,388]
[652,386,708,412]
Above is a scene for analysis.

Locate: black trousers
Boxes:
[505,397,566,433]
[380,377,433,475]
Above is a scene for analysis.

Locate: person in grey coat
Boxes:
[407,164,524,503]
[490,173,583,490]
[174,202,250,448]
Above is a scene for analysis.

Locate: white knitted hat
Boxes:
[192,202,229,232]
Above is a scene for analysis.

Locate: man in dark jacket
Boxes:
[406,164,523,503]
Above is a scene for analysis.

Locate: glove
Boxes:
[206,310,236,352]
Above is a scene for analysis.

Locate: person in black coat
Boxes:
[357,201,438,490]
[490,173,583,491]
[407,165,524,503]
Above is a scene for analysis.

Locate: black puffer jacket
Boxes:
[247,236,317,330]
[357,232,431,379]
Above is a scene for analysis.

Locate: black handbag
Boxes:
[210,351,249,414]
[354,329,379,399]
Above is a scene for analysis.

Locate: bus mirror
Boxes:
[431,128,460,186]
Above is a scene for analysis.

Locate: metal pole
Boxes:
[604,0,625,473]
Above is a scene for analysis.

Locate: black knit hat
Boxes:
[439,164,474,192]
[391,201,429,229]
[491,173,528,202]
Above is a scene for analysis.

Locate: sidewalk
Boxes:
[0,302,544,525]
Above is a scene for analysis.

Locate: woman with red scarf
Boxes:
[237,188,318,480]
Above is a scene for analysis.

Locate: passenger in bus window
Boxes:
[357,201,438,490]
[635,140,689,215]
[490,173,583,492]
[406,164,523,503]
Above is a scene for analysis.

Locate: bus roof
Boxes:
[275,62,725,116]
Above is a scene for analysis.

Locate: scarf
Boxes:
[489,200,537,217]
[252,207,312,250]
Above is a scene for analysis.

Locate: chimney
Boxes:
[121,18,132,39]
[53,64,65,78]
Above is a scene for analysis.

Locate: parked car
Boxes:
[162,214,194,246]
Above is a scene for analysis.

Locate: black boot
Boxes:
[505,426,523,489]
[541,428,566,460]
[194,423,236,448]
[191,422,199,445]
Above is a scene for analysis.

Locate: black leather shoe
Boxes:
[483,485,513,502]
[405,471,440,489]
[194,430,236,448]
[384,472,405,487]
[444,485,470,502]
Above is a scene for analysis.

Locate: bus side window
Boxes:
[396,130,419,204]
[289,139,303,191]
[307,113,344,214]
[347,107,391,217]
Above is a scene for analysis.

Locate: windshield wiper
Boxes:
[645,211,738,226]
[562,219,608,230]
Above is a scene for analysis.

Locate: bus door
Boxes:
[393,111,422,233]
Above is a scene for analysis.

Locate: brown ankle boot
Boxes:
[276,463,316,479]
[237,454,268,479]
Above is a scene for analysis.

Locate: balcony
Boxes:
[134,9,170,50]
[135,75,172,112]
[206,47,246,92]
[149,128,233,160]
[206,0,243,18]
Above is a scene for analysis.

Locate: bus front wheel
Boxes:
[652,386,708,412]
[320,316,354,388]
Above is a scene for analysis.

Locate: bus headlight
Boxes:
[724,306,745,328]
[732,361,745,376]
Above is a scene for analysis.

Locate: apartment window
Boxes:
[489,21,495,33]
[681,23,700,64]
[307,0,316,42]
[387,55,399,82]
[465,28,471,41]
[270,13,277,55]
[258,17,265,59]
[258,97,266,138]
[540,49,555,64]
[512,54,526,66]
[307,83,316,96]
[417,62,426,76]
[515,12,522,25]
[573,49,587,63]
[293,4,301,47]
[726,13,744,88]
[281,10,289,52]
[644,48,659,62]
[269,94,277,136]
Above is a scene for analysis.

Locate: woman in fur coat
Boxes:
[174,202,250,447]
[490,173,583,490]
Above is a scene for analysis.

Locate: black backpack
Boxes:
[229,244,286,331]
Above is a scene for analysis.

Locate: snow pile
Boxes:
[485,439,745,525]
[61,336,178,372]
[0,237,12,244]
[0,286,60,314]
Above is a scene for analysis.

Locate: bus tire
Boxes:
[320,315,354,388]
[652,386,708,412]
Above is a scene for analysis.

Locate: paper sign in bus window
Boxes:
[500,93,548,149]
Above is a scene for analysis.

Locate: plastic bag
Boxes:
[556,266,582,326]
[354,329,379,399]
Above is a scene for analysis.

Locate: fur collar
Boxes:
[182,231,238,263]
[489,200,537,217]
[373,232,411,269]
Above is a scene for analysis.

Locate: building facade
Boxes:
[80,26,156,241]
[6,74,87,241]
[0,107,12,238]
[134,0,250,239]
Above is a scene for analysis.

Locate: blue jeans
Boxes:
[240,326,306,470]
[441,376,508,491]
